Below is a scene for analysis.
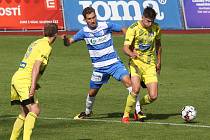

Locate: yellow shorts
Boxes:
[130,59,158,84]
[11,79,38,106]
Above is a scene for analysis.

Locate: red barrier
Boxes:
[0,0,64,30]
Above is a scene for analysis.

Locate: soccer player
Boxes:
[62,6,135,120]
[10,23,58,140]
[121,7,162,123]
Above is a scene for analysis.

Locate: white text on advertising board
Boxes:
[45,0,57,9]
[0,6,21,16]
[78,0,165,24]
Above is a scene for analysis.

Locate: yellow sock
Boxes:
[10,114,25,140]
[23,112,37,140]
[123,93,136,118]
[140,94,153,105]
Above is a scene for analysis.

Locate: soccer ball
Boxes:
[181,106,197,122]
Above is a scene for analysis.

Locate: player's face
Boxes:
[141,16,154,28]
[84,12,97,29]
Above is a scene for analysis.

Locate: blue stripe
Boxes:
[91,52,118,63]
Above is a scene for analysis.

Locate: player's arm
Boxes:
[62,29,84,47]
[121,27,127,35]
[29,60,42,97]
[156,39,162,75]
[123,44,138,59]
[61,35,75,46]
[107,22,127,34]
[123,28,138,58]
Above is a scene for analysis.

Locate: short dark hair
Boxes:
[82,6,95,19]
[143,7,157,20]
[44,23,58,37]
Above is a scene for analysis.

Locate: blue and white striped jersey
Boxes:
[72,22,122,68]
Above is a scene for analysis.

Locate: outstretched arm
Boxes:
[121,27,127,35]
[61,35,74,47]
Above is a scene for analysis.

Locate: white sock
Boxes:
[85,94,95,115]
[127,87,141,113]
[126,87,132,93]
[135,94,141,114]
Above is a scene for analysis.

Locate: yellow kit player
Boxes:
[10,23,58,140]
[122,7,162,123]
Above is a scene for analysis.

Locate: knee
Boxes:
[121,75,132,87]
[34,108,41,116]
[31,106,41,116]
[36,108,41,116]
[132,87,140,95]
[149,94,158,101]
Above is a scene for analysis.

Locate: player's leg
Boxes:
[10,81,39,140]
[122,77,145,121]
[15,83,40,140]
[120,73,137,110]
[133,80,147,121]
[23,103,40,140]
[121,60,148,122]
[135,80,146,114]
[85,88,100,115]
[74,88,102,120]
[10,105,28,140]
[122,75,148,123]
[110,61,134,95]
[74,88,100,120]
[140,64,158,106]
[109,61,139,123]
[122,75,140,121]
[74,70,106,120]
[141,82,158,105]
[10,83,27,140]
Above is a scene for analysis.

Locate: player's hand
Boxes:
[61,34,70,47]
[156,62,161,75]
[29,87,36,97]
[130,50,138,59]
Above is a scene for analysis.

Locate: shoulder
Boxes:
[98,21,109,26]
[153,22,161,30]
[98,22,110,30]
[129,22,139,29]
[36,37,51,52]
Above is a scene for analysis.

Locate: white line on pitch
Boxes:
[1,116,210,129]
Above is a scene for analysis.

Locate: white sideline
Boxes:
[1,116,210,129]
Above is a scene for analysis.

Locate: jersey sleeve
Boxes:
[72,29,85,42]
[107,22,122,32]
[124,27,135,46]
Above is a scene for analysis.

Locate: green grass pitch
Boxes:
[0,34,210,140]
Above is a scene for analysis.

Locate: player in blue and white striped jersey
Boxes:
[63,6,137,120]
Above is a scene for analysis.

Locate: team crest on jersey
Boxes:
[148,32,154,36]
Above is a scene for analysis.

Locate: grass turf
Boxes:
[0,34,210,140]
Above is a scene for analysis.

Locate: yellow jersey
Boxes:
[124,21,161,64]
[12,37,52,84]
